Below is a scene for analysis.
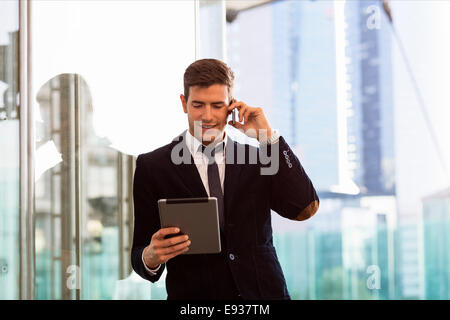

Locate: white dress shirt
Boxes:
[184,128,227,195]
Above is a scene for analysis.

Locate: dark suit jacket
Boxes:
[131,131,319,300]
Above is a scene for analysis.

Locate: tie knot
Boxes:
[199,142,225,162]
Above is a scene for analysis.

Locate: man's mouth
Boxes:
[201,124,216,129]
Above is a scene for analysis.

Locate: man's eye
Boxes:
[213,105,224,108]
[193,105,202,108]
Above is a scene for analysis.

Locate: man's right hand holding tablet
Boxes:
[143,227,191,269]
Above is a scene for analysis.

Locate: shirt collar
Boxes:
[185,128,228,157]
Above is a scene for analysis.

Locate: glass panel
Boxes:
[35,74,79,299]
[199,0,225,60]
[32,0,197,299]
[0,0,19,300]
[226,0,450,299]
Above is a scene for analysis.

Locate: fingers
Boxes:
[145,228,191,267]
[235,106,252,124]
[241,107,251,123]
[163,246,190,261]
[227,100,263,133]
[153,227,180,240]
[228,120,244,129]
[157,239,191,255]
[226,100,245,121]
[227,99,245,113]
[158,234,189,249]
[229,101,255,124]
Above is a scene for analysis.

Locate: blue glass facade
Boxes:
[345,0,395,196]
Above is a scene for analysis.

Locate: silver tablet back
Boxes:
[157,197,221,254]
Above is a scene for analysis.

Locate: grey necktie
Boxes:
[200,143,225,231]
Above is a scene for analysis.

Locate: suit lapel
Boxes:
[169,131,208,197]
[224,136,242,219]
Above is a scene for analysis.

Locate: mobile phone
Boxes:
[230,99,236,125]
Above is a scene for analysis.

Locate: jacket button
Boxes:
[229,253,235,261]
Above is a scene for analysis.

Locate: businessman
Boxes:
[131,58,319,300]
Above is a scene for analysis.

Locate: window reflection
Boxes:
[35,74,139,299]
[31,0,198,300]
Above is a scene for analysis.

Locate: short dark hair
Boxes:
[183,58,235,103]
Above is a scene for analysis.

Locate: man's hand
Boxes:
[227,100,273,141]
[143,227,190,269]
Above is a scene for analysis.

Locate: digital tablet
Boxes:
[157,197,221,254]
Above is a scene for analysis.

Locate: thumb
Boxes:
[228,120,244,130]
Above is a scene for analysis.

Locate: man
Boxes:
[131,59,319,300]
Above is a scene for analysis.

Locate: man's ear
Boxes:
[180,94,188,114]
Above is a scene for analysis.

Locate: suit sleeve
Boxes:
[268,136,320,221]
[131,155,165,282]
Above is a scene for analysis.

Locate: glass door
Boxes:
[0,0,20,300]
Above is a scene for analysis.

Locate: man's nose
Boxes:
[202,105,213,122]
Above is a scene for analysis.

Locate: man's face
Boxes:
[180,84,231,145]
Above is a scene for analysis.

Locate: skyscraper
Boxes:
[227,0,344,193]
[345,0,395,196]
